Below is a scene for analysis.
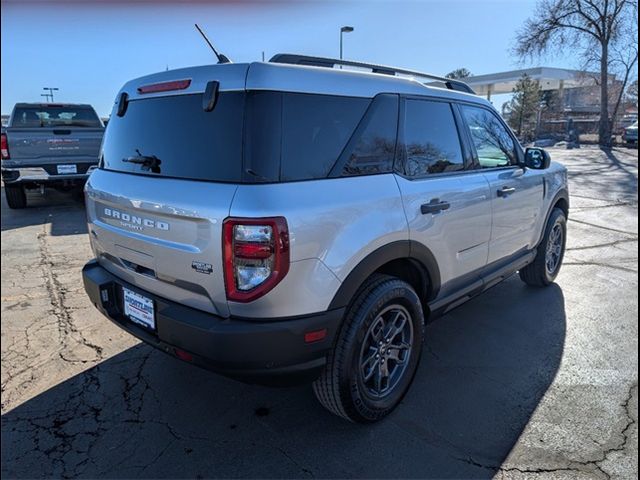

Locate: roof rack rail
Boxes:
[269,53,475,95]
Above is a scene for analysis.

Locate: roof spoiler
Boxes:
[269,53,475,95]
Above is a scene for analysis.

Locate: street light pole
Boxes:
[43,87,59,103]
[339,26,354,63]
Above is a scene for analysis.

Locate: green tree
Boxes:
[513,0,638,146]
[540,89,561,113]
[445,68,472,79]
[504,74,542,141]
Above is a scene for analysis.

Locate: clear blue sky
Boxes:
[1,0,574,117]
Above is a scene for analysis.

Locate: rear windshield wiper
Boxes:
[122,154,162,173]
[245,168,271,182]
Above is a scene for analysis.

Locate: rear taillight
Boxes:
[223,217,290,302]
[1,133,9,160]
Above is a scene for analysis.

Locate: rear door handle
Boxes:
[497,186,516,197]
[421,199,450,214]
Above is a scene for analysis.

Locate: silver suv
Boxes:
[82,55,569,423]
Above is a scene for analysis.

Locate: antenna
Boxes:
[194,23,231,64]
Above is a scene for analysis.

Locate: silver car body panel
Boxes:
[394,172,492,297]
[227,258,341,318]
[533,162,569,243]
[228,174,407,318]
[481,167,545,263]
[117,61,492,104]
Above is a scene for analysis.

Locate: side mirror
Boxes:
[524,147,551,170]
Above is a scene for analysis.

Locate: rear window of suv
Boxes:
[102,93,246,183]
[102,91,379,183]
[12,105,102,128]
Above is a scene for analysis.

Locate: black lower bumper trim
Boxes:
[82,260,344,385]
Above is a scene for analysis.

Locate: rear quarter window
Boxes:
[280,93,369,181]
[244,92,371,182]
[338,94,399,177]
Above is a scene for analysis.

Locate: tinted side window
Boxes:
[461,105,516,168]
[244,92,282,182]
[280,94,369,181]
[402,100,464,177]
[340,94,398,176]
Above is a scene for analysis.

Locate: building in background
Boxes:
[466,67,637,140]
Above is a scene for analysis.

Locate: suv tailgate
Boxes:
[87,64,251,317]
[86,169,236,317]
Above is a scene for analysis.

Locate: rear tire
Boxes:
[4,185,27,209]
[519,208,566,287]
[313,275,424,423]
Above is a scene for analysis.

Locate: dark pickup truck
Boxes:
[1,103,104,208]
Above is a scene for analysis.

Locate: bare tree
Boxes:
[627,79,639,106]
[609,41,638,132]
[514,0,638,146]
[579,12,638,133]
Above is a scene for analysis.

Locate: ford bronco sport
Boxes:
[82,55,569,423]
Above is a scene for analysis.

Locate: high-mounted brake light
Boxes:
[137,79,191,94]
[223,217,290,302]
[1,133,9,160]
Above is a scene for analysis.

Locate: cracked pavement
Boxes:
[1,146,638,479]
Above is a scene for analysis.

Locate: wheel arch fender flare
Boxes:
[327,240,441,310]
[537,188,569,246]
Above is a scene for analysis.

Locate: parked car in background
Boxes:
[623,121,638,147]
[82,55,569,423]
[1,102,104,208]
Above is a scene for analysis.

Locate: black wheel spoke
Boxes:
[545,223,563,275]
[363,359,379,382]
[371,316,385,343]
[375,363,383,393]
[386,311,407,342]
[361,347,379,381]
[358,304,414,399]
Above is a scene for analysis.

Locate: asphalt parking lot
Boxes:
[1,146,637,479]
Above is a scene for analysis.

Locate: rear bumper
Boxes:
[82,260,344,385]
[2,164,96,184]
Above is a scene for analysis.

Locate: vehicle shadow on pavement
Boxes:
[0,186,88,236]
[599,147,639,196]
[566,147,638,203]
[1,278,566,479]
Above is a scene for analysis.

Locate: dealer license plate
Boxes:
[123,288,155,330]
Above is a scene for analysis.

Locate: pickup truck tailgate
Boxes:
[6,128,103,162]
